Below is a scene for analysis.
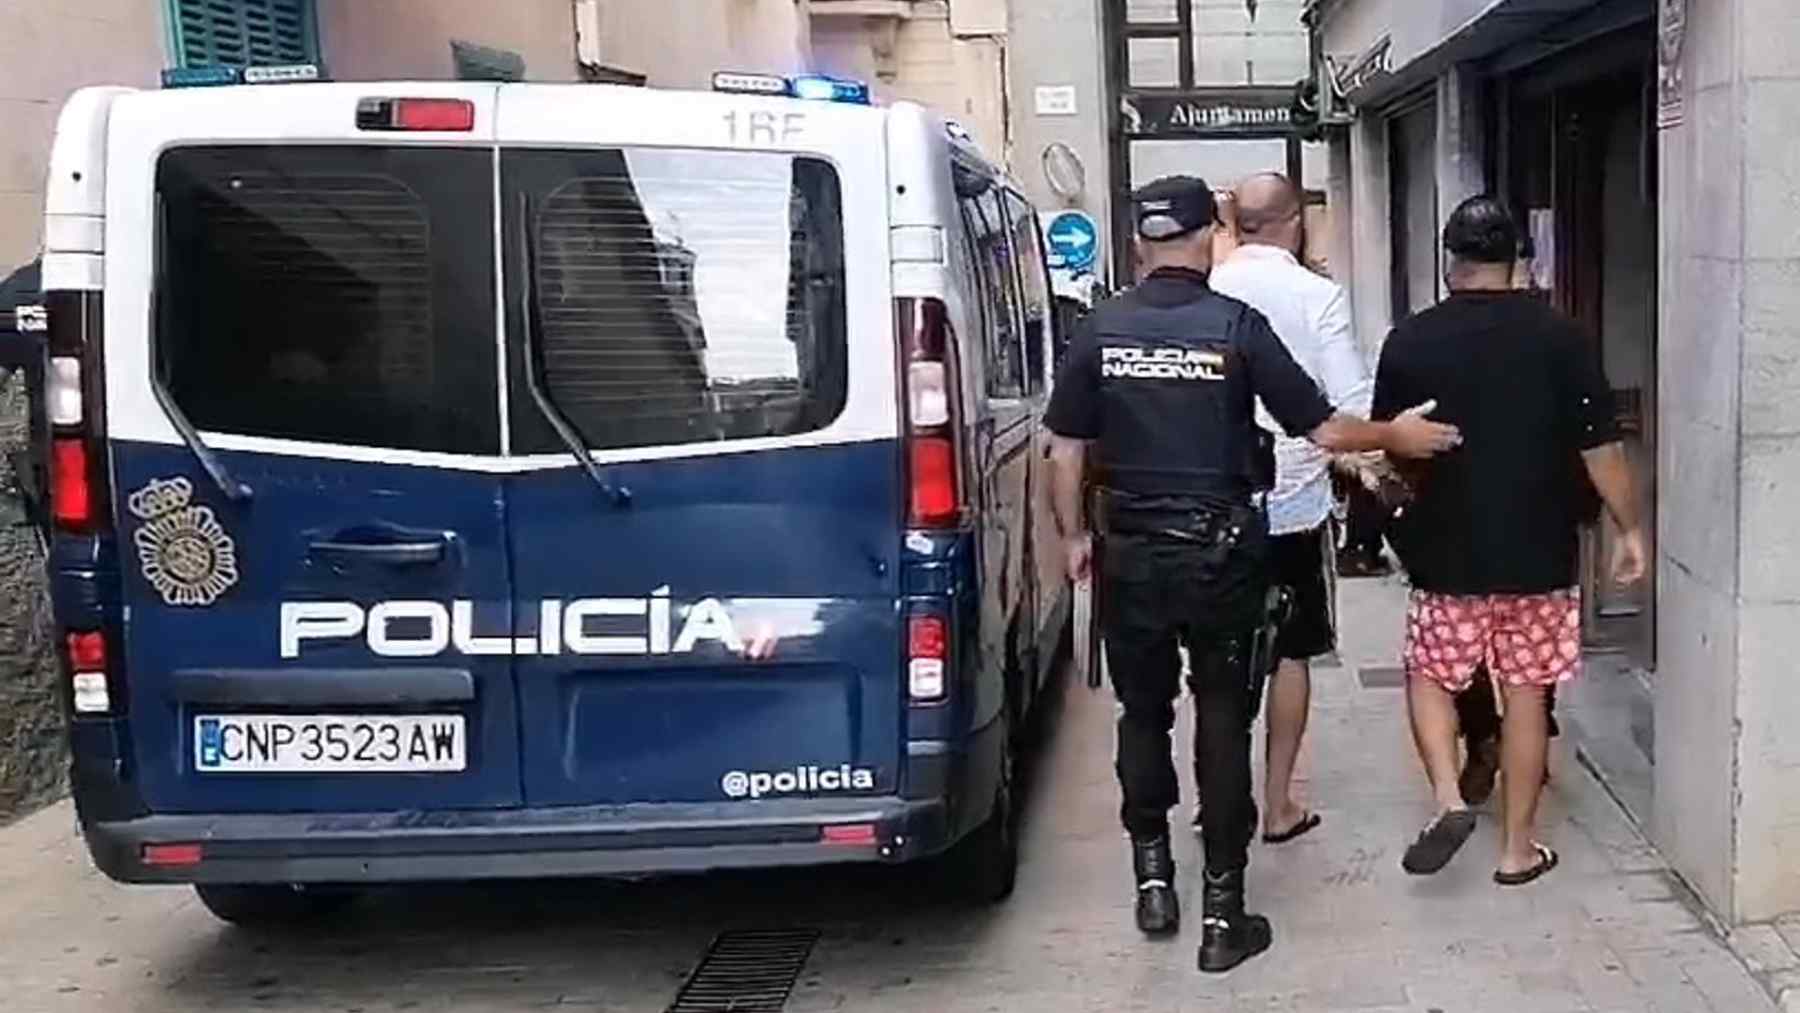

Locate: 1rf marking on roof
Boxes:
[724,109,807,146]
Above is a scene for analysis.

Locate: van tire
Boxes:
[942,724,1018,905]
[193,883,355,927]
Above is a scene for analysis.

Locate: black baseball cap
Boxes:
[1133,175,1219,241]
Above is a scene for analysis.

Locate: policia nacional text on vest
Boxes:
[1044,175,1461,974]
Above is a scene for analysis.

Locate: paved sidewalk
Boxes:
[0,574,1775,1012]
[1170,573,1773,1013]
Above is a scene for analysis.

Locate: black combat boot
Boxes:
[1131,836,1180,936]
[1197,869,1272,973]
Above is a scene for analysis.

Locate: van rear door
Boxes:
[495,86,903,807]
[102,86,522,812]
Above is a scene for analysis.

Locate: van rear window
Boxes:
[155,147,499,454]
[503,150,848,453]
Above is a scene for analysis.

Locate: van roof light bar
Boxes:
[243,63,322,84]
[712,71,872,105]
[161,63,324,89]
[712,72,789,96]
[790,75,871,105]
[161,66,240,89]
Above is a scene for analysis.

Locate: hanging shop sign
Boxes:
[1328,34,1393,104]
[1120,90,1292,137]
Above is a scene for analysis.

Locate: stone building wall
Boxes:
[0,374,58,821]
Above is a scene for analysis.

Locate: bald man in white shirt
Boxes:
[1206,173,1372,844]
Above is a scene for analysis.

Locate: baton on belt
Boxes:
[1072,554,1101,690]
[1080,486,1106,689]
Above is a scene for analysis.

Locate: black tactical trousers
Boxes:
[1101,516,1268,876]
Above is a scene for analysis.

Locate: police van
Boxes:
[30,68,1070,923]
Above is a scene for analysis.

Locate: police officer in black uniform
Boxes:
[1045,176,1460,974]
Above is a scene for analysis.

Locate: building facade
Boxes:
[1004,0,1111,253]
[811,1,1009,160]
[1312,0,1800,927]
[1107,1,1323,277]
[0,0,1035,279]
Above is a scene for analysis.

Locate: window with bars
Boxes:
[155,146,501,454]
[168,0,318,68]
[1124,0,1309,90]
[504,149,851,453]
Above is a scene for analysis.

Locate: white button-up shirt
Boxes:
[1210,244,1372,536]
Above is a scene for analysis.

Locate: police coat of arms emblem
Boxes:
[128,477,240,607]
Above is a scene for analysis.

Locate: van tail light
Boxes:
[908,613,948,703]
[44,290,121,716]
[47,356,82,426]
[44,291,108,534]
[65,631,111,714]
[896,298,963,528]
[50,438,92,528]
[821,823,879,847]
[142,842,204,867]
[908,437,956,524]
[357,97,475,132]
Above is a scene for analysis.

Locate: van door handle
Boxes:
[308,533,452,567]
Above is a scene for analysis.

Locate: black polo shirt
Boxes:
[1372,290,1620,595]
[1046,268,1333,499]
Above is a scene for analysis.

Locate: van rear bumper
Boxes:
[83,796,952,885]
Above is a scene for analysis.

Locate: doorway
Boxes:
[1105,0,1315,278]
[1552,68,1658,672]
[1496,24,1659,823]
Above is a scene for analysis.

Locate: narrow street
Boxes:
[0,578,1771,1012]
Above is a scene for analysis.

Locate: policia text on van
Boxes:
[29,71,1072,924]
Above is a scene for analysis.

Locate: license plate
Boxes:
[194,715,466,773]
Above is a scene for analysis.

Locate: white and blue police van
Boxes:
[28,66,1070,923]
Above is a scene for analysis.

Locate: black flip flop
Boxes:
[1494,843,1560,887]
[1262,811,1322,844]
[1401,809,1477,875]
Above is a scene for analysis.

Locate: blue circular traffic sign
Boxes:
[1045,211,1100,273]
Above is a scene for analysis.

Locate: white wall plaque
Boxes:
[1035,85,1078,117]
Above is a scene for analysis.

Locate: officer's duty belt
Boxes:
[1097,489,1257,543]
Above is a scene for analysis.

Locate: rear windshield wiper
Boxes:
[151,200,253,504]
[517,194,630,507]
[148,363,253,503]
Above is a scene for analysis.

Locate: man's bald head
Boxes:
[1234,173,1303,252]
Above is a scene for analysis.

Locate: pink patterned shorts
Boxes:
[1403,588,1582,693]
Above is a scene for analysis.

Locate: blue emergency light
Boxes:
[161,63,324,89]
[161,66,241,88]
[790,75,871,105]
[712,72,872,105]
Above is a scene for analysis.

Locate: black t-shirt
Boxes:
[1372,290,1620,595]
[1046,268,1334,498]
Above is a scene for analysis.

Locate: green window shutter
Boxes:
[170,0,319,68]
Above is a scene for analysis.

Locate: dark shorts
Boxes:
[1270,526,1334,661]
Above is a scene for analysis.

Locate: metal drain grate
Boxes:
[1357,665,1406,688]
[667,928,820,1013]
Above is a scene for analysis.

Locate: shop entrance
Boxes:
[1496,19,1659,819]
[1104,1,1322,279]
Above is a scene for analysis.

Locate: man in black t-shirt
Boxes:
[1046,176,1461,972]
[1372,197,1645,886]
